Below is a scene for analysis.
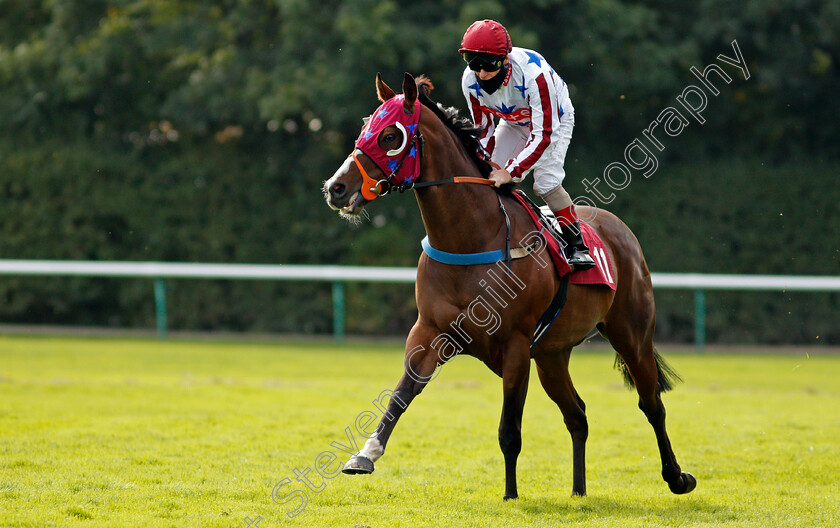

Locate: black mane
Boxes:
[415,77,500,182]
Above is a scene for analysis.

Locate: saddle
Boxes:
[506,191,616,345]
[510,191,615,289]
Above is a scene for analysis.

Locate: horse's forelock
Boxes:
[415,75,435,96]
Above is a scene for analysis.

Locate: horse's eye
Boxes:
[384,133,396,143]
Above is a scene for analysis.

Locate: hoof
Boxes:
[668,472,697,494]
[503,494,518,501]
[342,455,374,475]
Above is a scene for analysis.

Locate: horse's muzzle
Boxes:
[328,180,348,203]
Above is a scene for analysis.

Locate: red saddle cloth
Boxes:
[511,192,616,290]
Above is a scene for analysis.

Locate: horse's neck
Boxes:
[415,156,506,255]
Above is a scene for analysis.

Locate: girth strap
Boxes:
[531,274,570,347]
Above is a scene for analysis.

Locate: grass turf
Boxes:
[1,335,838,527]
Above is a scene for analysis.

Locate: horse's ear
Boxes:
[402,72,417,113]
[376,73,396,102]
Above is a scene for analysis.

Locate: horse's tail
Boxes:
[613,348,682,393]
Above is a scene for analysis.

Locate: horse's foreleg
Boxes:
[342,325,440,475]
[498,339,531,500]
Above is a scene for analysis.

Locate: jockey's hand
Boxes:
[489,168,513,187]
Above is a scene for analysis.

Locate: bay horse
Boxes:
[323,72,696,500]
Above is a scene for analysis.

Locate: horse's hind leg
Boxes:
[534,350,588,497]
[602,296,696,494]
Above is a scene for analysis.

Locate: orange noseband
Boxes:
[351,151,388,201]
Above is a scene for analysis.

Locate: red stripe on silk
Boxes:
[511,74,553,178]
[469,95,490,139]
[486,135,496,156]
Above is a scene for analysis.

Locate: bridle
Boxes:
[352,128,422,200]
[351,128,496,201]
[350,127,513,271]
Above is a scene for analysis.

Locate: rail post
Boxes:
[694,289,706,350]
[154,277,168,339]
[332,281,345,343]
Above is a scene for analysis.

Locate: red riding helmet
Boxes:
[459,19,512,56]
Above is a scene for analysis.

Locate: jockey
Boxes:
[459,19,595,271]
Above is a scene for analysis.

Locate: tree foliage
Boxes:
[0,1,837,342]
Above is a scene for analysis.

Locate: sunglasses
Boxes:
[463,53,505,73]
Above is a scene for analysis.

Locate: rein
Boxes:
[411,154,500,190]
[411,176,496,189]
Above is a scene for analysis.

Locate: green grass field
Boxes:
[1,335,838,527]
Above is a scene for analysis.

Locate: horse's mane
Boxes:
[415,75,516,194]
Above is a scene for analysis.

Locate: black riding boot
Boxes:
[560,221,596,271]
